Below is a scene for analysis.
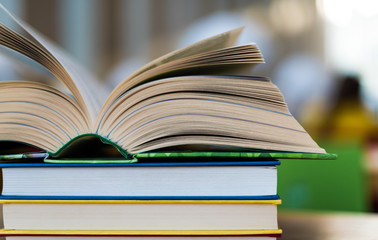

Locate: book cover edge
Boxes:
[0,229,283,236]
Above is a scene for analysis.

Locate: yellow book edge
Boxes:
[0,199,281,204]
[0,229,283,236]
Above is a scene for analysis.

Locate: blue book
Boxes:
[0,161,280,200]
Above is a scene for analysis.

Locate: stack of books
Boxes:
[0,4,335,240]
[0,159,284,239]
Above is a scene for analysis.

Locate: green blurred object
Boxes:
[278,141,368,212]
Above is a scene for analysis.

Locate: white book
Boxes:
[0,5,326,157]
[0,162,278,198]
[0,199,280,231]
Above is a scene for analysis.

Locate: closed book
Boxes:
[0,229,280,239]
[0,199,281,232]
[0,161,279,200]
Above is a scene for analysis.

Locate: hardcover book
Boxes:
[0,199,281,232]
[0,230,280,239]
[0,5,333,160]
[0,161,279,199]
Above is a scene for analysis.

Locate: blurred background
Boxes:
[0,0,377,213]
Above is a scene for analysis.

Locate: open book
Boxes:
[0,5,330,160]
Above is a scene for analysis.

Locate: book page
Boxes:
[125,27,244,81]
[98,27,246,123]
[98,75,325,154]
[0,4,106,124]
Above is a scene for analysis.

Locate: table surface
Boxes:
[278,211,378,240]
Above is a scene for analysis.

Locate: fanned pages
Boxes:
[0,4,329,159]
[0,5,105,121]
